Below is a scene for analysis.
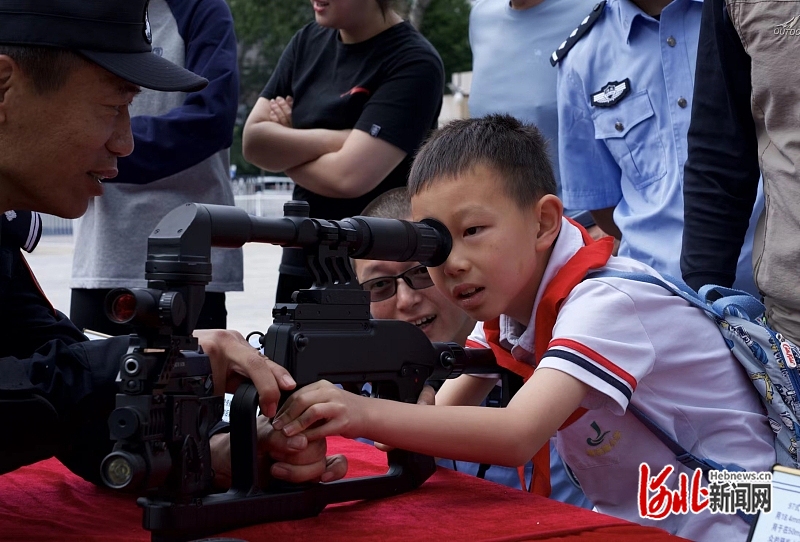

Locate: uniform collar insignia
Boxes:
[591,78,630,108]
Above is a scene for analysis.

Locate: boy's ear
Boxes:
[0,55,18,121]
[534,194,563,251]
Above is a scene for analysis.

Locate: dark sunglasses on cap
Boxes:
[359,264,435,302]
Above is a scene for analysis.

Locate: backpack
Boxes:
[588,270,800,471]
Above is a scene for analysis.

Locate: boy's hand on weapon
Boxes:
[195,329,296,418]
[210,416,348,489]
[272,380,367,441]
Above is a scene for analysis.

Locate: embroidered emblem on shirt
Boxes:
[586,421,610,446]
[370,124,381,137]
[585,421,621,457]
[591,79,630,108]
[340,86,371,98]
[775,15,800,36]
[4,210,16,222]
[143,0,152,44]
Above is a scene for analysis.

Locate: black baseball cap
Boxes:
[0,0,207,92]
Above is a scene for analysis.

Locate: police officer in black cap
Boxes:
[0,0,346,487]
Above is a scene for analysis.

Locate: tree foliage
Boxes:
[227,0,313,105]
[417,0,471,86]
[225,0,470,176]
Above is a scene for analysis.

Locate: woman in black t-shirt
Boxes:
[242,0,444,302]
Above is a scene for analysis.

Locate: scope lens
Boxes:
[110,293,137,323]
[103,456,133,488]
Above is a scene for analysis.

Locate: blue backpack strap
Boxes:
[697,284,754,301]
[627,405,722,476]
[697,285,766,320]
[712,295,766,321]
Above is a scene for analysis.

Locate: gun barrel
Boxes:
[430,343,499,380]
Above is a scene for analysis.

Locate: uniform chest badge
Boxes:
[591,79,630,108]
[585,421,622,456]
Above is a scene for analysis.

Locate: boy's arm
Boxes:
[435,375,498,407]
[272,368,588,468]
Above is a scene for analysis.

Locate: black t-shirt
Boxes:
[260,20,444,221]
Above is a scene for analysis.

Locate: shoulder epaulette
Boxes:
[550,1,607,67]
[1,210,41,253]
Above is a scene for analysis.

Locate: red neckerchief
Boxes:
[479,219,614,496]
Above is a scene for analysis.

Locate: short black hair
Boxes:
[360,187,411,220]
[408,114,557,208]
[0,45,84,94]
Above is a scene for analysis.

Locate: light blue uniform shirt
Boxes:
[557,0,763,294]
[469,0,597,225]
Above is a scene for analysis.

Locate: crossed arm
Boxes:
[242,96,406,199]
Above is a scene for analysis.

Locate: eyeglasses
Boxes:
[359,264,434,302]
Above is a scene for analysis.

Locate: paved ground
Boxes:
[26,235,284,336]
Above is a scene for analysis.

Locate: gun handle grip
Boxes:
[230,381,261,495]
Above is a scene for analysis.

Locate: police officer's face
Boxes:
[0,58,137,218]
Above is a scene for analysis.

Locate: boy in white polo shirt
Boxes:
[354,187,591,508]
[271,115,775,541]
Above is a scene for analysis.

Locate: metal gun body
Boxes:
[100,202,503,541]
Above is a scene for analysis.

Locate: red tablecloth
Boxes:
[0,438,686,541]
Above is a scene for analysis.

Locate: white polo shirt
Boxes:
[468,218,775,541]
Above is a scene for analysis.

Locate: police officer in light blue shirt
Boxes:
[553,0,763,295]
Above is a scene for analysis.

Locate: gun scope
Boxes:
[105,287,187,328]
[146,202,453,270]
